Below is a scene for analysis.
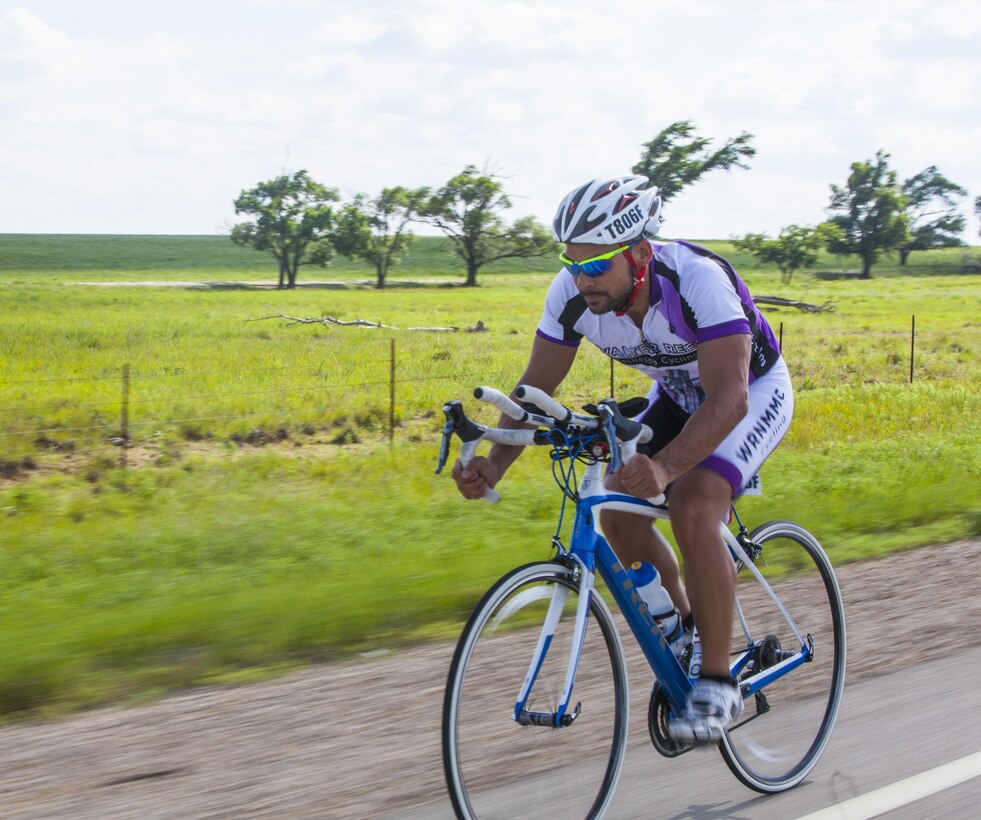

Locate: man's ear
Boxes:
[634,238,654,265]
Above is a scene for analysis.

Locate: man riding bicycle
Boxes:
[452,175,793,742]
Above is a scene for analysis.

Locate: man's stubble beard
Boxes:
[583,278,633,315]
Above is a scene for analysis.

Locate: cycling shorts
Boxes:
[637,357,794,499]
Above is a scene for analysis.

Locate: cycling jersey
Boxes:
[536,241,782,415]
[536,240,791,497]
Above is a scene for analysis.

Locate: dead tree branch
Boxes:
[754,296,835,313]
[247,304,488,332]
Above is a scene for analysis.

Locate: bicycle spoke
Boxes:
[443,563,628,819]
[719,522,846,793]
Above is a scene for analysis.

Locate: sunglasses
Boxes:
[559,243,636,277]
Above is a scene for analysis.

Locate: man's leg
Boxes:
[667,467,736,679]
[599,509,690,620]
[662,466,744,743]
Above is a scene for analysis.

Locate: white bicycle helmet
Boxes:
[552,176,663,244]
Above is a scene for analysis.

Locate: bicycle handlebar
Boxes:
[514,385,600,429]
[515,384,567,420]
[473,386,555,428]
[438,386,660,505]
[472,386,523,419]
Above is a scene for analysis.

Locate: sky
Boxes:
[1,0,979,240]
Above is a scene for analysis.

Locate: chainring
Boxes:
[648,683,694,758]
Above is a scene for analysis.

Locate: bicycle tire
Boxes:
[719,520,847,793]
[442,561,629,819]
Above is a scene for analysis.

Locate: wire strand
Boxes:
[0,359,394,386]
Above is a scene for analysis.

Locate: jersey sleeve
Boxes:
[536,271,584,347]
[681,256,751,343]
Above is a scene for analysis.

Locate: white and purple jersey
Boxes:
[536,241,783,415]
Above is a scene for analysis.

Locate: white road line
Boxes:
[796,750,981,820]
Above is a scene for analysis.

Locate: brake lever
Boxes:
[436,399,491,477]
[436,417,454,474]
[436,400,476,474]
[597,405,624,472]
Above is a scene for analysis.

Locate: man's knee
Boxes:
[669,469,731,541]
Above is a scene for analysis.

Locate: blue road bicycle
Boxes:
[436,385,846,820]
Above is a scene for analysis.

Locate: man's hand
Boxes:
[452,457,501,500]
[617,453,671,499]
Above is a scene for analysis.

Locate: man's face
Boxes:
[563,243,634,315]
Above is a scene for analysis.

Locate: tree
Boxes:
[331,187,429,289]
[632,120,756,202]
[421,166,555,287]
[734,223,844,284]
[898,166,967,265]
[975,196,981,237]
[826,150,908,278]
[230,170,339,289]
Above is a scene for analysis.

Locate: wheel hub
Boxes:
[757,634,784,669]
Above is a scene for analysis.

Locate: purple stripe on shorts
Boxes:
[536,328,580,348]
[697,454,744,499]
[696,319,751,343]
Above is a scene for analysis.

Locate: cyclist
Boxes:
[452,175,794,743]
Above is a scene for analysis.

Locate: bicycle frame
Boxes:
[516,458,814,728]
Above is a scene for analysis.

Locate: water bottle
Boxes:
[688,630,702,678]
[627,561,683,643]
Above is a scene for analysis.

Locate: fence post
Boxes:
[120,363,130,468]
[910,315,915,384]
[779,321,784,351]
[389,337,396,444]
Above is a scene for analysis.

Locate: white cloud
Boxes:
[0,0,977,238]
[928,0,981,38]
[311,12,392,50]
[909,59,980,114]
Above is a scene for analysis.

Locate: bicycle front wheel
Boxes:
[720,520,846,793]
[443,561,629,820]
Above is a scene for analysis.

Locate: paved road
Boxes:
[0,541,976,818]
[387,644,981,819]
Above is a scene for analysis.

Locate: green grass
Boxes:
[0,234,274,272]
[0,386,975,717]
[0,233,978,718]
[4,233,974,280]
[1,268,976,457]
[0,233,561,280]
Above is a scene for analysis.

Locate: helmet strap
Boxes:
[614,249,647,316]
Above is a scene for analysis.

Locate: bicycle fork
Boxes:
[513,558,592,728]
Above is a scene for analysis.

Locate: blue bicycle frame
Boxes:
[515,458,813,729]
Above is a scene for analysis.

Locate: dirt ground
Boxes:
[0,538,977,819]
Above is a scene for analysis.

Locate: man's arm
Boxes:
[452,335,578,499]
[617,334,750,498]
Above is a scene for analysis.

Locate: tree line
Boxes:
[230,122,977,288]
[739,153,974,281]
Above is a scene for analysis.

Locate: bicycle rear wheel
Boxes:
[720,520,846,793]
[443,561,629,820]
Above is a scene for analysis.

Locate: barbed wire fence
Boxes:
[0,340,521,468]
[0,316,926,470]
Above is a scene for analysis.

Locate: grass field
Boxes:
[0,232,562,280]
[0,234,978,718]
[2,232,977,279]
